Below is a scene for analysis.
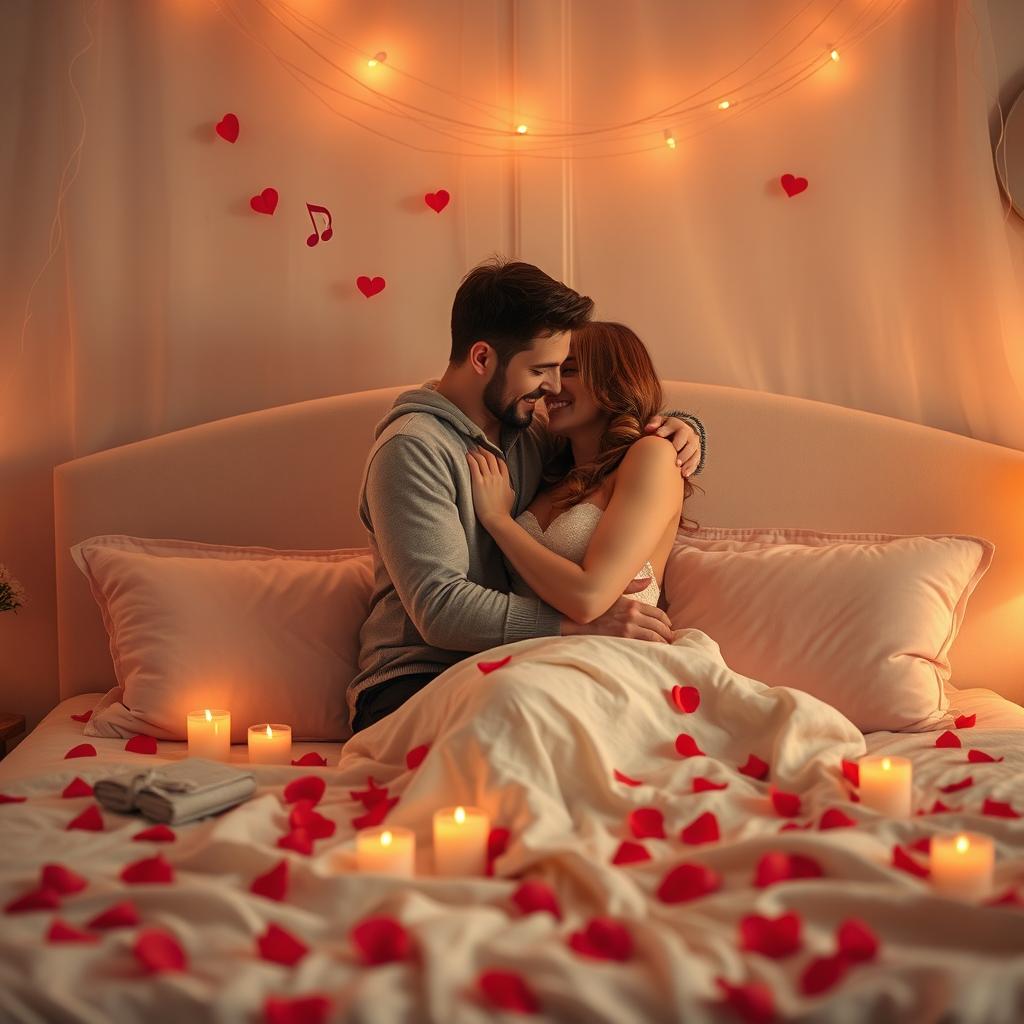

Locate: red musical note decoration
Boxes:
[305,203,333,247]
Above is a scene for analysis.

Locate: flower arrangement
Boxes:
[0,564,26,614]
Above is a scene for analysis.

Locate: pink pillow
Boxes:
[663,527,994,733]
[71,535,373,743]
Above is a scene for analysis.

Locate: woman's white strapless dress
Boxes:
[508,501,662,606]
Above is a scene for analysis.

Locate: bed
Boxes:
[2,381,1023,1023]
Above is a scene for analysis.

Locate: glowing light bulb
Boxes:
[515,123,528,134]
[367,51,387,68]
[664,129,677,149]
[455,805,466,824]
[830,48,840,62]
[717,100,731,110]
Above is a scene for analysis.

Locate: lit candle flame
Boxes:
[204,709,212,721]
[265,724,273,738]
[454,806,466,824]
[956,834,970,854]
[881,757,891,770]
[381,830,392,846]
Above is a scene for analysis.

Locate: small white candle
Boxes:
[187,708,231,760]
[858,755,912,816]
[247,723,292,764]
[356,826,416,876]
[931,832,994,900]
[432,805,490,877]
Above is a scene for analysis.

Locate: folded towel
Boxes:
[94,759,257,825]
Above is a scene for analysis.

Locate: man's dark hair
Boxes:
[449,256,595,365]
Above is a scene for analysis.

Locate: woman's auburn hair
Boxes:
[542,321,698,528]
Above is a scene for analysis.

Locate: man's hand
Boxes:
[644,415,699,478]
[560,596,674,643]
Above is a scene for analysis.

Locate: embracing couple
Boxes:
[348,257,708,734]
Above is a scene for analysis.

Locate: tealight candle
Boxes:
[247,723,292,764]
[858,755,912,816]
[930,832,994,900]
[356,826,416,876]
[186,708,231,760]
[432,805,490,877]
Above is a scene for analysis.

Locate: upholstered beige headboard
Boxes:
[53,382,1024,704]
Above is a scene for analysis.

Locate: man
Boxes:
[349,257,707,734]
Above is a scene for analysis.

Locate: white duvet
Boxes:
[1,629,1022,1023]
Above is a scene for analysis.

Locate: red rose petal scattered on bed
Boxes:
[290,752,328,767]
[86,901,139,929]
[567,917,633,961]
[250,859,289,902]
[283,775,326,807]
[675,733,706,758]
[692,777,728,793]
[840,759,860,787]
[715,977,776,1024]
[939,776,973,794]
[0,793,27,803]
[837,918,879,962]
[770,787,801,818]
[264,995,332,1024]
[983,798,1021,819]
[47,918,100,944]
[779,822,813,832]
[66,804,104,831]
[61,777,93,798]
[350,780,388,806]
[258,922,309,966]
[406,744,430,769]
[612,840,651,865]
[656,862,721,902]
[511,880,562,920]
[613,769,644,787]
[967,749,1004,763]
[478,969,540,1014]
[925,800,954,814]
[935,730,962,749]
[800,953,849,996]
[121,853,175,884]
[819,808,857,830]
[680,811,720,845]
[753,851,824,888]
[987,887,1023,907]
[352,796,400,830]
[628,807,666,840]
[350,915,412,965]
[4,887,61,914]
[908,837,932,855]
[671,685,701,713]
[954,713,976,729]
[891,845,930,878]
[41,864,87,895]
[739,911,802,958]
[125,734,158,755]
[487,826,511,870]
[133,927,187,973]
[739,754,769,780]
[70,710,93,723]
[133,824,176,842]
[477,655,512,674]
[289,808,335,840]
[64,743,97,759]
[848,789,861,803]
[278,828,314,855]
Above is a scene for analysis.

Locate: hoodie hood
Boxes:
[375,384,490,444]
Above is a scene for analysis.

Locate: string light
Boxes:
[717,100,732,110]
[515,123,529,135]
[664,129,677,149]
[367,50,387,68]
[830,48,840,62]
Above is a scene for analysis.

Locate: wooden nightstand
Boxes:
[0,714,26,758]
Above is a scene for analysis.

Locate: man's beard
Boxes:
[483,362,545,429]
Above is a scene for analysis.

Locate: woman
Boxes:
[466,321,694,628]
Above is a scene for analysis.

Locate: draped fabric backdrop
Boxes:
[2,0,1023,735]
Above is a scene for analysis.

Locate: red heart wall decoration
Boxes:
[250,188,279,215]
[215,113,239,143]
[780,173,808,197]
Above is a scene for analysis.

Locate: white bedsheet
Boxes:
[1,630,1022,1023]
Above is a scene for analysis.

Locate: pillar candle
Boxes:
[858,755,912,816]
[247,723,292,764]
[930,832,994,900]
[186,708,231,761]
[356,826,416,876]
[432,805,490,877]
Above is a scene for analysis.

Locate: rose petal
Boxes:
[967,749,1004,764]
[987,887,1024,907]
[511,880,562,920]
[125,734,158,755]
[352,796,399,829]
[350,915,412,965]
[133,824,176,843]
[656,862,721,903]
[800,953,849,996]
[40,864,87,895]
[70,710,93,723]
[841,759,860,787]
[754,852,824,888]
[283,775,326,807]
[289,804,336,839]
[891,845,930,878]
[671,685,701,713]
[250,859,289,901]
[478,969,540,1014]
[5,887,61,914]
[61,777,93,798]
[133,927,187,973]
[836,918,879,962]
[848,790,861,803]
[64,743,96,759]
[567,917,633,961]
[715,977,775,1024]
[908,837,932,855]
[628,807,666,840]
[406,744,430,770]
[935,730,962,749]
[770,786,801,818]
[675,733,706,758]
[477,655,512,674]
[350,782,389,806]
[277,828,314,855]
[86,901,139,929]
[819,808,857,830]
[779,822,813,832]
[487,826,511,876]
[613,769,644,786]
[693,777,729,793]
[612,840,651,865]
[0,793,27,804]
[264,996,332,1024]
[290,752,328,767]
[939,776,974,794]
[680,811,720,845]
[925,800,955,814]
[954,713,976,729]
[738,754,769,780]
[739,911,802,958]
[66,804,104,831]
[983,798,1021,819]
[121,853,174,884]
[258,922,309,966]
[47,918,100,944]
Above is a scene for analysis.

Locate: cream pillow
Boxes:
[72,535,374,743]
[663,527,994,732]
